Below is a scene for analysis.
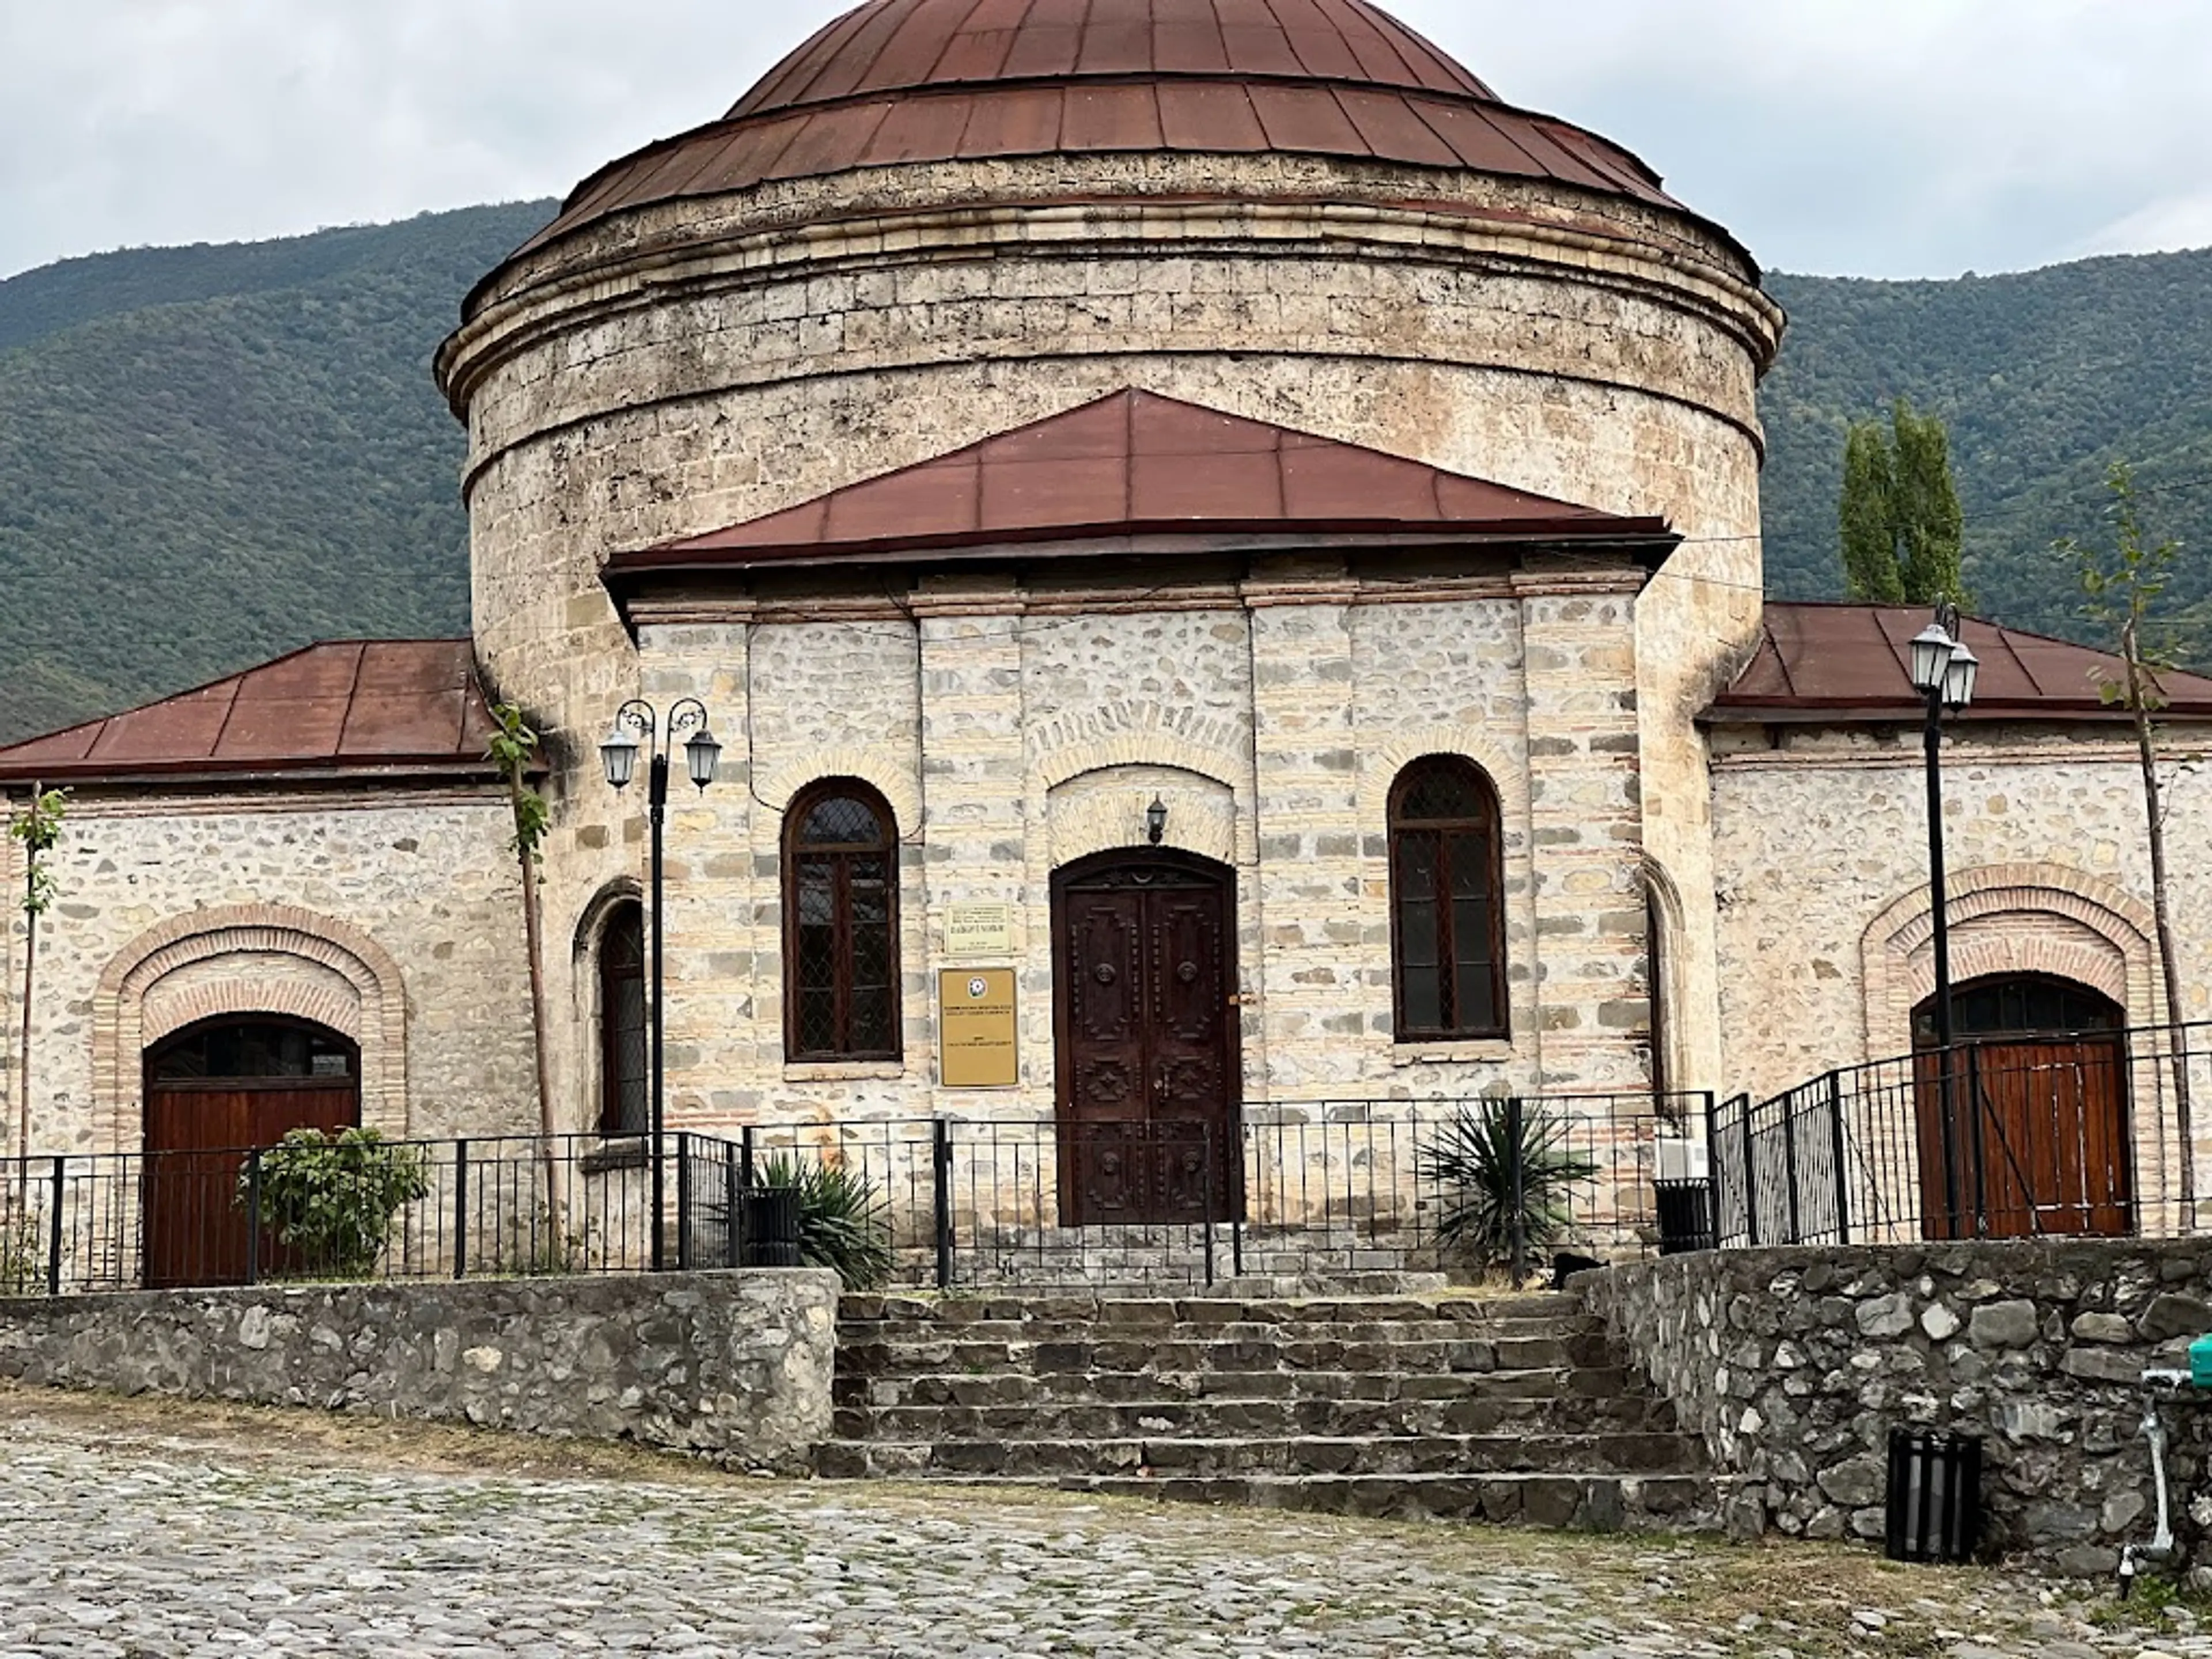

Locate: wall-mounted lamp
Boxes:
[1146,797,1168,846]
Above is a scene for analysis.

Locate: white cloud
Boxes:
[1,0,2208,281]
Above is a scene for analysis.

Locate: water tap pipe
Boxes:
[2120,1369,2191,1594]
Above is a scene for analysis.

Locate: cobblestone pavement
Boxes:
[0,1387,2206,1659]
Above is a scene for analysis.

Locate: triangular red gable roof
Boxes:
[0,640,503,786]
[605,389,1674,577]
[1709,602,2212,722]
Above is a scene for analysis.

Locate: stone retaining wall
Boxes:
[0,1269,838,1472]
[1581,1241,2212,1576]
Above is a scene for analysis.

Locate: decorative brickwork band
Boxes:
[1862,863,2158,1058]
[93,904,410,1152]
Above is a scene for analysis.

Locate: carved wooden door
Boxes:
[1054,854,1240,1227]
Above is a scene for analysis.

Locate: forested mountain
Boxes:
[1762,251,2212,644]
[0,203,552,743]
[0,206,2206,745]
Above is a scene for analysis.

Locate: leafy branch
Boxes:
[488,704,549,862]
[7,789,67,917]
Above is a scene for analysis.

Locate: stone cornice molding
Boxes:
[444,180,1779,422]
[626,574,1550,632]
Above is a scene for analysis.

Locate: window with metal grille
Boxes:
[1389,756,1508,1041]
[598,901,648,1135]
[785,781,901,1062]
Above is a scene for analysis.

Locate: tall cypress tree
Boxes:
[1840,419,1905,602]
[1837,398,1968,605]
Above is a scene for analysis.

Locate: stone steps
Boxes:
[837,1362,1639,1408]
[832,1333,1613,1377]
[843,1292,1571,1324]
[832,1391,1680,1441]
[815,1290,1718,1534]
[813,1429,1698,1481]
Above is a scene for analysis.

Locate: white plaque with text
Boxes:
[942,902,1014,960]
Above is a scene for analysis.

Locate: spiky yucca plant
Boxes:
[755,1154,893,1291]
[1416,1100,1599,1270]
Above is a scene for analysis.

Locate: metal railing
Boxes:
[0,1132,762,1297]
[733,1090,1713,1291]
[1713,1021,2212,1247]
[0,1092,1714,1297]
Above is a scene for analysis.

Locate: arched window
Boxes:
[1389,756,1508,1041]
[785,781,901,1062]
[598,902,648,1135]
[1913,974,2123,1047]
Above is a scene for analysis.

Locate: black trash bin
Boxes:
[741,1186,804,1268]
[1885,1428,1982,1565]
[1654,1179,1717,1255]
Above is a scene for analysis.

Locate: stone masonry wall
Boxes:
[0,786,535,1158]
[0,1269,839,1472]
[440,156,1779,1145]
[1710,724,2212,1102]
[620,566,1654,1142]
[1582,1241,2212,1576]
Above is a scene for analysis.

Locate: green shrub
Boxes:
[238,1127,430,1279]
[1416,1100,1600,1271]
[755,1154,893,1292]
[0,1202,43,1296]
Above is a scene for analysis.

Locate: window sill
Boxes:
[783,1061,907,1084]
[1390,1039,1514,1067]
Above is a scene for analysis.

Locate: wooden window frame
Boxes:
[782,779,903,1063]
[1388,757,1509,1042]
[596,900,647,1137]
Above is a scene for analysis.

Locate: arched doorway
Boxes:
[1912,975,2130,1240]
[1051,850,1243,1227]
[143,1016,363,1287]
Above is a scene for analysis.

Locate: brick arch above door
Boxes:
[1861,863,2158,1060]
[93,904,408,1153]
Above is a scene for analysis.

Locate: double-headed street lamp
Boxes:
[601,698,721,1270]
[1907,603,1980,1234]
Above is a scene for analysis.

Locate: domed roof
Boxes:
[517,0,1692,263]
[732,0,1497,116]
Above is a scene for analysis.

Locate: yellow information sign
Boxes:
[938,968,1019,1089]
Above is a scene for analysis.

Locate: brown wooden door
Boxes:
[143,1026,361,1288]
[1914,1036,2133,1240]
[1054,854,1240,1227]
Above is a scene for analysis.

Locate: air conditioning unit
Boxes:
[1656,1138,1709,1184]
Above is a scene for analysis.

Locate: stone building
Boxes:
[3,0,2208,1265]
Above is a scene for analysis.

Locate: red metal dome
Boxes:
[732,0,1497,116]
[517,0,1693,266]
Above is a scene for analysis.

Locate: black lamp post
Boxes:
[600,697,721,1271]
[1907,604,1980,1233]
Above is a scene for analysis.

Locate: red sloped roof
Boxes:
[1709,602,2212,722]
[501,0,1706,271]
[605,389,1673,578]
[0,641,505,786]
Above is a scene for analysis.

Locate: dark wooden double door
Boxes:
[143,1018,362,1288]
[1054,853,1242,1228]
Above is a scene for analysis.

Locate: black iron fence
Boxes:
[1713,1021,2212,1247]
[0,1132,778,1297]
[733,1090,1714,1291]
[18,1021,2212,1296]
[0,1091,1714,1297]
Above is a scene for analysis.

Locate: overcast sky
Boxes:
[2,0,2209,283]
